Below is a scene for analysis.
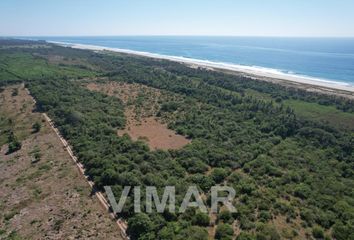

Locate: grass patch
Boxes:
[0,52,96,82]
[74,186,86,196]
[38,162,51,171]
[22,162,53,182]
[245,88,273,101]
[32,186,43,200]
[7,231,22,240]
[4,210,19,221]
[0,117,11,146]
[285,99,354,130]
[53,218,64,231]
[25,170,43,181]
[29,146,42,164]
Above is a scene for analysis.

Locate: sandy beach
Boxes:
[51,41,354,97]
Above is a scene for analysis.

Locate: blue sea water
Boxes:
[26,36,354,86]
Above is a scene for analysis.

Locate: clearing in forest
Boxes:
[86,81,191,150]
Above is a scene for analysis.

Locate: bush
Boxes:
[7,131,21,154]
[30,147,42,163]
[258,210,272,222]
[332,222,354,240]
[215,223,234,240]
[176,226,208,240]
[188,174,215,192]
[192,212,210,227]
[180,157,208,174]
[218,210,233,224]
[312,226,324,239]
[294,184,311,199]
[211,168,229,183]
[6,131,21,154]
[255,224,280,240]
[237,232,256,240]
[127,213,153,240]
[160,101,179,112]
[7,141,21,154]
[32,122,41,133]
[239,217,255,230]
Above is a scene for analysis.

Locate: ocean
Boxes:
[25,36,354,86]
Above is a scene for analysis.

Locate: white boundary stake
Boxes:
[26,87,129,240]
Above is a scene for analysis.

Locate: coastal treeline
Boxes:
[1,39,353,240]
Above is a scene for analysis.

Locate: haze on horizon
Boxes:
[1,0,354,37]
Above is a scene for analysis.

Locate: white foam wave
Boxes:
[49,41,354,91]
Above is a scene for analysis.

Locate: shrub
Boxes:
[218,210,233,224]
[8,141,21,153]
[237,232,256,240]
[176,226,208,240]
[312,226,324,239]
[127,213,153,240]
[332,222,354,240]
[211,168,229,183]
[32,122,41,133]
[192,212,210,227]
[215,223,234,240]
[256,224,280,240]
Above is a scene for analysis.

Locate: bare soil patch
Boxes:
[86,81,191,150]
[118,115,191,150]
[0,85,122,239]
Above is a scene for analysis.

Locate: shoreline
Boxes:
[50,41,354,95]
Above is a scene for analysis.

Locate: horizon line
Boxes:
[2,35,354,39]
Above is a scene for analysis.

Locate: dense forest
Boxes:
[0,39,353,240]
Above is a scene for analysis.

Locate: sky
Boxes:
[1,0,354,37]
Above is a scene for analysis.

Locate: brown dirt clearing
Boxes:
[86,81,191,150]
